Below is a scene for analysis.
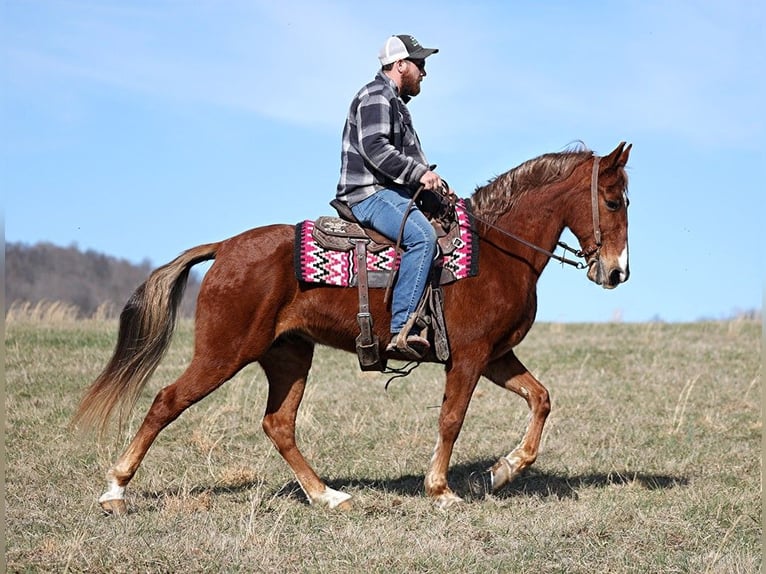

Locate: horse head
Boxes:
[570,142,632,289]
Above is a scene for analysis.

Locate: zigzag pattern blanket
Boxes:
[294,199,479,287]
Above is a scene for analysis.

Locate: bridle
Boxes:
[391,154,605,274]
[580,155,603,263]
[468,154,604,270]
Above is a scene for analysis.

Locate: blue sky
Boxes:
[3,1,763,322]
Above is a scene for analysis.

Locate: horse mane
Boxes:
[470,143,594,223]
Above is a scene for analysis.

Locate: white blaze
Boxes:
[618,244,629,280]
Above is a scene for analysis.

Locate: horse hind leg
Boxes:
[473,351,551,495]
[259,335,351,510]
[98,357,243,515]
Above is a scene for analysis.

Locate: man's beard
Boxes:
[400,70,422,99]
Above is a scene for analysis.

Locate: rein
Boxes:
[384,185,427,304]
[468,154,604,270]
[380,157,603,383]
[468,211,588,269]
[385,154,603,298]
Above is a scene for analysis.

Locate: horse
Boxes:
[73,142,632,514]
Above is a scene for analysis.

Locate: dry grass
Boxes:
[6,300,118,324]
[5,318,762,573]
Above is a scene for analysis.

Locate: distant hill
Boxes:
[5,242,201,318]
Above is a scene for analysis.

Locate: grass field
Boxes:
[5,316,762,573]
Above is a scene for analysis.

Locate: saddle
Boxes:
[315,199,469,288]
[294,193,479,372]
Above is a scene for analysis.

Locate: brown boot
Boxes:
[385,333,430,360]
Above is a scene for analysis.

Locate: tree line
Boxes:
[5,242,201,318]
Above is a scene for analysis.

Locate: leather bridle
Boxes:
[469,153,604,270]
[578,155,602,265]
[389,154,606,273]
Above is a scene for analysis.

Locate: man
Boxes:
[336,34,443,359]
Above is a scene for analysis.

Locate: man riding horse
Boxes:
[336,34,450,360]
[73,34,633,514]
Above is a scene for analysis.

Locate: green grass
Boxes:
[5,319,762,573]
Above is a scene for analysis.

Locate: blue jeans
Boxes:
[351,189,437,334]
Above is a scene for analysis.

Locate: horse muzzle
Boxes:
[587,256,629,289]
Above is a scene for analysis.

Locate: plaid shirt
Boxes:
[336,71,430,206]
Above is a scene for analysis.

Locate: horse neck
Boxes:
[480,178,580,276]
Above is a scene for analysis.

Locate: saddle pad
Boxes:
[294,199,479,287]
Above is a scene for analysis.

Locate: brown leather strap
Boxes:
[352,239,384,370]
[384,186,425,305]
[354,240,372,342]
[590,156,602,247]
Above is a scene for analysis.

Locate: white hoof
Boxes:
[312,486,352,509]
[433,491,464,510]
[491,455,522,491]
[100,497,128,515]
[99,478,127,515]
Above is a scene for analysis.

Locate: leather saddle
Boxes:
[324,198,454,371]
[317,199,466,288]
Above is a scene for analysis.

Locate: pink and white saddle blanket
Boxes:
[294,199,479,288]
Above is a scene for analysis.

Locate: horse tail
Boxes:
[72,242,220,436]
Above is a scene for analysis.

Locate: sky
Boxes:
[3,0,764,322]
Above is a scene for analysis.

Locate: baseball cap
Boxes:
[378,34,439,66]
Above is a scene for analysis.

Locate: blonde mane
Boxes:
[471,145,594,223]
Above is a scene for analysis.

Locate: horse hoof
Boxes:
[335,499,353,511]
[468,470,492,498]
[433,492,464,510]
[100,498,128,516]
[491,455,523,491]
[313,486,352,509]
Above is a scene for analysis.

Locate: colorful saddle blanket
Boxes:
[295,199,479,288]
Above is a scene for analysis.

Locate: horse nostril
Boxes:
[609,268,623,286]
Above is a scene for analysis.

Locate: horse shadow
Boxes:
[273,459,689,505]
[138,459,688,510]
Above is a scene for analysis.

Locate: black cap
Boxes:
[378,34,439,65]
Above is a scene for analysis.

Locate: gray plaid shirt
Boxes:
[336,71,430,206]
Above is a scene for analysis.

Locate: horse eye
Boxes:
[605,199,621,211]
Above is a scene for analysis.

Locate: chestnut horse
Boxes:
[74,142,632,513]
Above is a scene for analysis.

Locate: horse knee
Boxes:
[261,415,278,440]
[521,383,550,417]
[537,388,551,417]
[262,415,295,452]
[438,410,467,440]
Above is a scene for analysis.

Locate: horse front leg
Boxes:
[477,351,551,493]
[425,360,482,509]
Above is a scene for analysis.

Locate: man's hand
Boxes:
[419,170,443,191]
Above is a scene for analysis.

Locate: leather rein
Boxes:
[468,154,603,270]
[386,153,603,307]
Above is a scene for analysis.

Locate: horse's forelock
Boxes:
[471,145,593,222]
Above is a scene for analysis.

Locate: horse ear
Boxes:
[603,142,632,169]
[617,142,632,167]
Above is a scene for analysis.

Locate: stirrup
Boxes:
[386,314,430,360]
[385,336,429,361]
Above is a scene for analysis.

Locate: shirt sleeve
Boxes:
[354,93,428,188]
